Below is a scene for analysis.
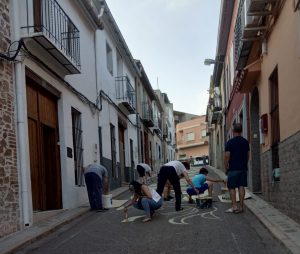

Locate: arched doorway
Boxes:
[250,87,262,193]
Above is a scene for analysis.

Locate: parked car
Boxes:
[193,156,209,166]
[194,156,204,166]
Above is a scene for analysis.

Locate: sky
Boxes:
[106,0,221,116]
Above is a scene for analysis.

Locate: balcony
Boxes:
[235,0,277,70]
[141,102,154,127]
[153,117,162,134]
[21,0,80,74]
[115,76,136,114]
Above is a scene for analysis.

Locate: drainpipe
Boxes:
[12,0,31,226]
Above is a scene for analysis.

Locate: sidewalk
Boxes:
[0,187,128,254]
[207,165,300,254]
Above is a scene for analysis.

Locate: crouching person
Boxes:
[186,167,224,207]
[123,181,162,222]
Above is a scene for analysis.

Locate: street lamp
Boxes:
[204,58,217,66]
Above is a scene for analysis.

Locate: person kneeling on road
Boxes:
[123,181,162,222]
[186,167,225,208]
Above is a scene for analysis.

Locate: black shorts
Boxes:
[227,170,247,189]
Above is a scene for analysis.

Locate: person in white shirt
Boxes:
[136,163,152,184]
[123,181,162,222]
[156,160,198,211]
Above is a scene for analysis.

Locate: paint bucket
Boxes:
[102,194,112,208]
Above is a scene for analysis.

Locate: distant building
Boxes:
[175,115,208,164]
[174,110,199,126]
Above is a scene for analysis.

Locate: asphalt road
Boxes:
[16,168,290,254]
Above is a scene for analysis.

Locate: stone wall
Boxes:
[261,130,300,224]
[0,0,20,238]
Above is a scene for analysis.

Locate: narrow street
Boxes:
[15,168,290,254]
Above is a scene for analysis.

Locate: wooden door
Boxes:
[118,125,125,183]
[26,78,62,211]
[144,132,149,165]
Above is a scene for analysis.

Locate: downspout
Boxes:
[12,0,31,226]
[94,6,105,166]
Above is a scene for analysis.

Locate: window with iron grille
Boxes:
[106,42,113,75]
[110,124,117,178]
[71,108,84,186]
[269,67,280,170]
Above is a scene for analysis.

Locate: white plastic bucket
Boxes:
[102,194,112,208]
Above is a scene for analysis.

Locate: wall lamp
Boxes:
[204,58,224,66]
[204,58,217,66]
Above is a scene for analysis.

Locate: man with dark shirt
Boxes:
[224,123,249,213]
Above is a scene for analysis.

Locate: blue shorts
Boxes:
[227,170,247,189]
[186,183,209,196]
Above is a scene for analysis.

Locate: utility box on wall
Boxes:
[260,113,268,133]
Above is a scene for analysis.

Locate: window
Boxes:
[201,129,207,137]
[130,139,134,171]
[98,127,103,164]
[186,132,195,141]
[71,108,84,186]
[269,67,280,179]
[110,124,116,178]
[106,42,113,75]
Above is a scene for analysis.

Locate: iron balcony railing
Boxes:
[234,0,247,70]
[163,125,169,138]
[115,76,136,113]
[22,0,80,71]
[152,116,162,135]
[142,102,154,126]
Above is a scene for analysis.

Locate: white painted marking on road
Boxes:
[167,206,221,225]
[200,207,221,220]
[231,232,242,254]
[121,215,145,223]
[168,208,199,225]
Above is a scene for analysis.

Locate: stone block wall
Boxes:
[261,130,300,224]
[0,0,20,238]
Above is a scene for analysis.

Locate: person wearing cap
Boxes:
[136,163,152,184]
[84,163,109,212]
[186,167,225,207]
[156,160,199,211]
[123,181,162,222]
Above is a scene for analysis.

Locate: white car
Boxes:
[194,157,204,166]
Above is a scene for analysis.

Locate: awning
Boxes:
[237,59,261,93]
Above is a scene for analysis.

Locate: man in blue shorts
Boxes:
[186,167,224,207]
[224,123,250,213]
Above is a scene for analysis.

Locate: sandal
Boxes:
[234,208,244,214]
[225,207,238,213]
[142,217,151,222]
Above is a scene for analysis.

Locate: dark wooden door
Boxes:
[144,132,149,165]
[118,125,125,182]
[26,79,62,211]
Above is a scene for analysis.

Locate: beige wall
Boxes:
[176,115,208,159]
[259,1,300,151]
